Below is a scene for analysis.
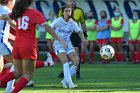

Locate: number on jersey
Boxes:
[18,16,29,30]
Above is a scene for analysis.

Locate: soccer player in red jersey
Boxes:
[0,0,66,92]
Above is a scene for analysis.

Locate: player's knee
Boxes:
[0,65,3,72]
[0,59,3,72]
[73,60,79,66]
[14,72,22,79]
[0,67,3,72]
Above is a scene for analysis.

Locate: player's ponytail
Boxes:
[10,0,32,19]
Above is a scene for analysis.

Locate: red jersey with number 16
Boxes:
[12,8,46,60]
[13,8,46,47]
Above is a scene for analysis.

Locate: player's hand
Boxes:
[81,40,88,47]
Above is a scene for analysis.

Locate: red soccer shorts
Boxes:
[12,46,37,60]
[110,38,123,43]
[128,40,140,44]
[96,39,108,44]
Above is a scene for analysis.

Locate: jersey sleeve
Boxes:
[35,11,46,25]
[95,20,98,25]
[79,10,85,23]
[72,21,82,33]
[121,19,124,25]
[107,19,111,25]
[50,19,58,28]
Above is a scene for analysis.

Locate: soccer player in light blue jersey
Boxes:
[51,5,88,88]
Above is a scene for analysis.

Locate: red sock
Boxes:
[0,72,15,84]
[50,51,58,63]
[89,52,94,62]
[35,61,45,69]
[135,52,139,62]
[114,52,119,61]
[12,77,29,93]
[131,51,135,62]
[138,51,140,60]
[80,52,86,63]
[120,53,124,62]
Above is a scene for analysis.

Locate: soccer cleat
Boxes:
[76,76,82,79]
[5,88,14,93]
[26,80,34,87]
[61,79,68,88]
[58,71,64,78]
[46,53,54,66]
[68,82,78,89]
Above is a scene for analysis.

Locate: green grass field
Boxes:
[0,62,140,93]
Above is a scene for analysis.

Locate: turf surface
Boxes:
[0,62,140,93]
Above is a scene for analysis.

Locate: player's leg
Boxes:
[0,42,13,72]
[102,39,110,64]
[97,39,104,63]
[117,38,124,62]
[58,33,81,79]
[110,38,119,62]
[0,56,4,72]
[71,33,81,79]
[138,41,140,61]
[5,65,15,93]
[80,46,86,63]
[35,53,54,69]
[57,52,75,88]
[135,41,139,63]
[5,60,40,92]
[3,54,13,63]
[74,46,81,79]
[48,39,58,63]
[129,40,135,63]
[65,51,79,88]
[2,42,13,63]
[0,59,22,86]
[89,41,94,63]
[67,51,79,76]
[12,59,35,93]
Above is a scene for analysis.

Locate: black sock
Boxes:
[76,62,80,78]
[58,71,64,78]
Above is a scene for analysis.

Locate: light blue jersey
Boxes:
[0,6,11,43]
[0,6,12,55]
[50,17,82,55]
[97,19,110,39]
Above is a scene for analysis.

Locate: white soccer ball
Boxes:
[100,45,115,59]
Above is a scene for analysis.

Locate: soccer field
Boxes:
[0,63,140,93]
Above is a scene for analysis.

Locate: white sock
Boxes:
[63,63,72,83]
[70,65,77,77]
[5,65,15,92]
[10,65,14,72]
[68,61,72,65]
[44,62,48,66]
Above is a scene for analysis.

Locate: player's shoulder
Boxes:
[26,8,42,15]
[54,17,63,22]
[69,18,75,23]
[0,6,10,14]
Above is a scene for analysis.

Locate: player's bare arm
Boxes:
[43,23,68,48]
[77,31,88,46]
[7,19,16,30]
